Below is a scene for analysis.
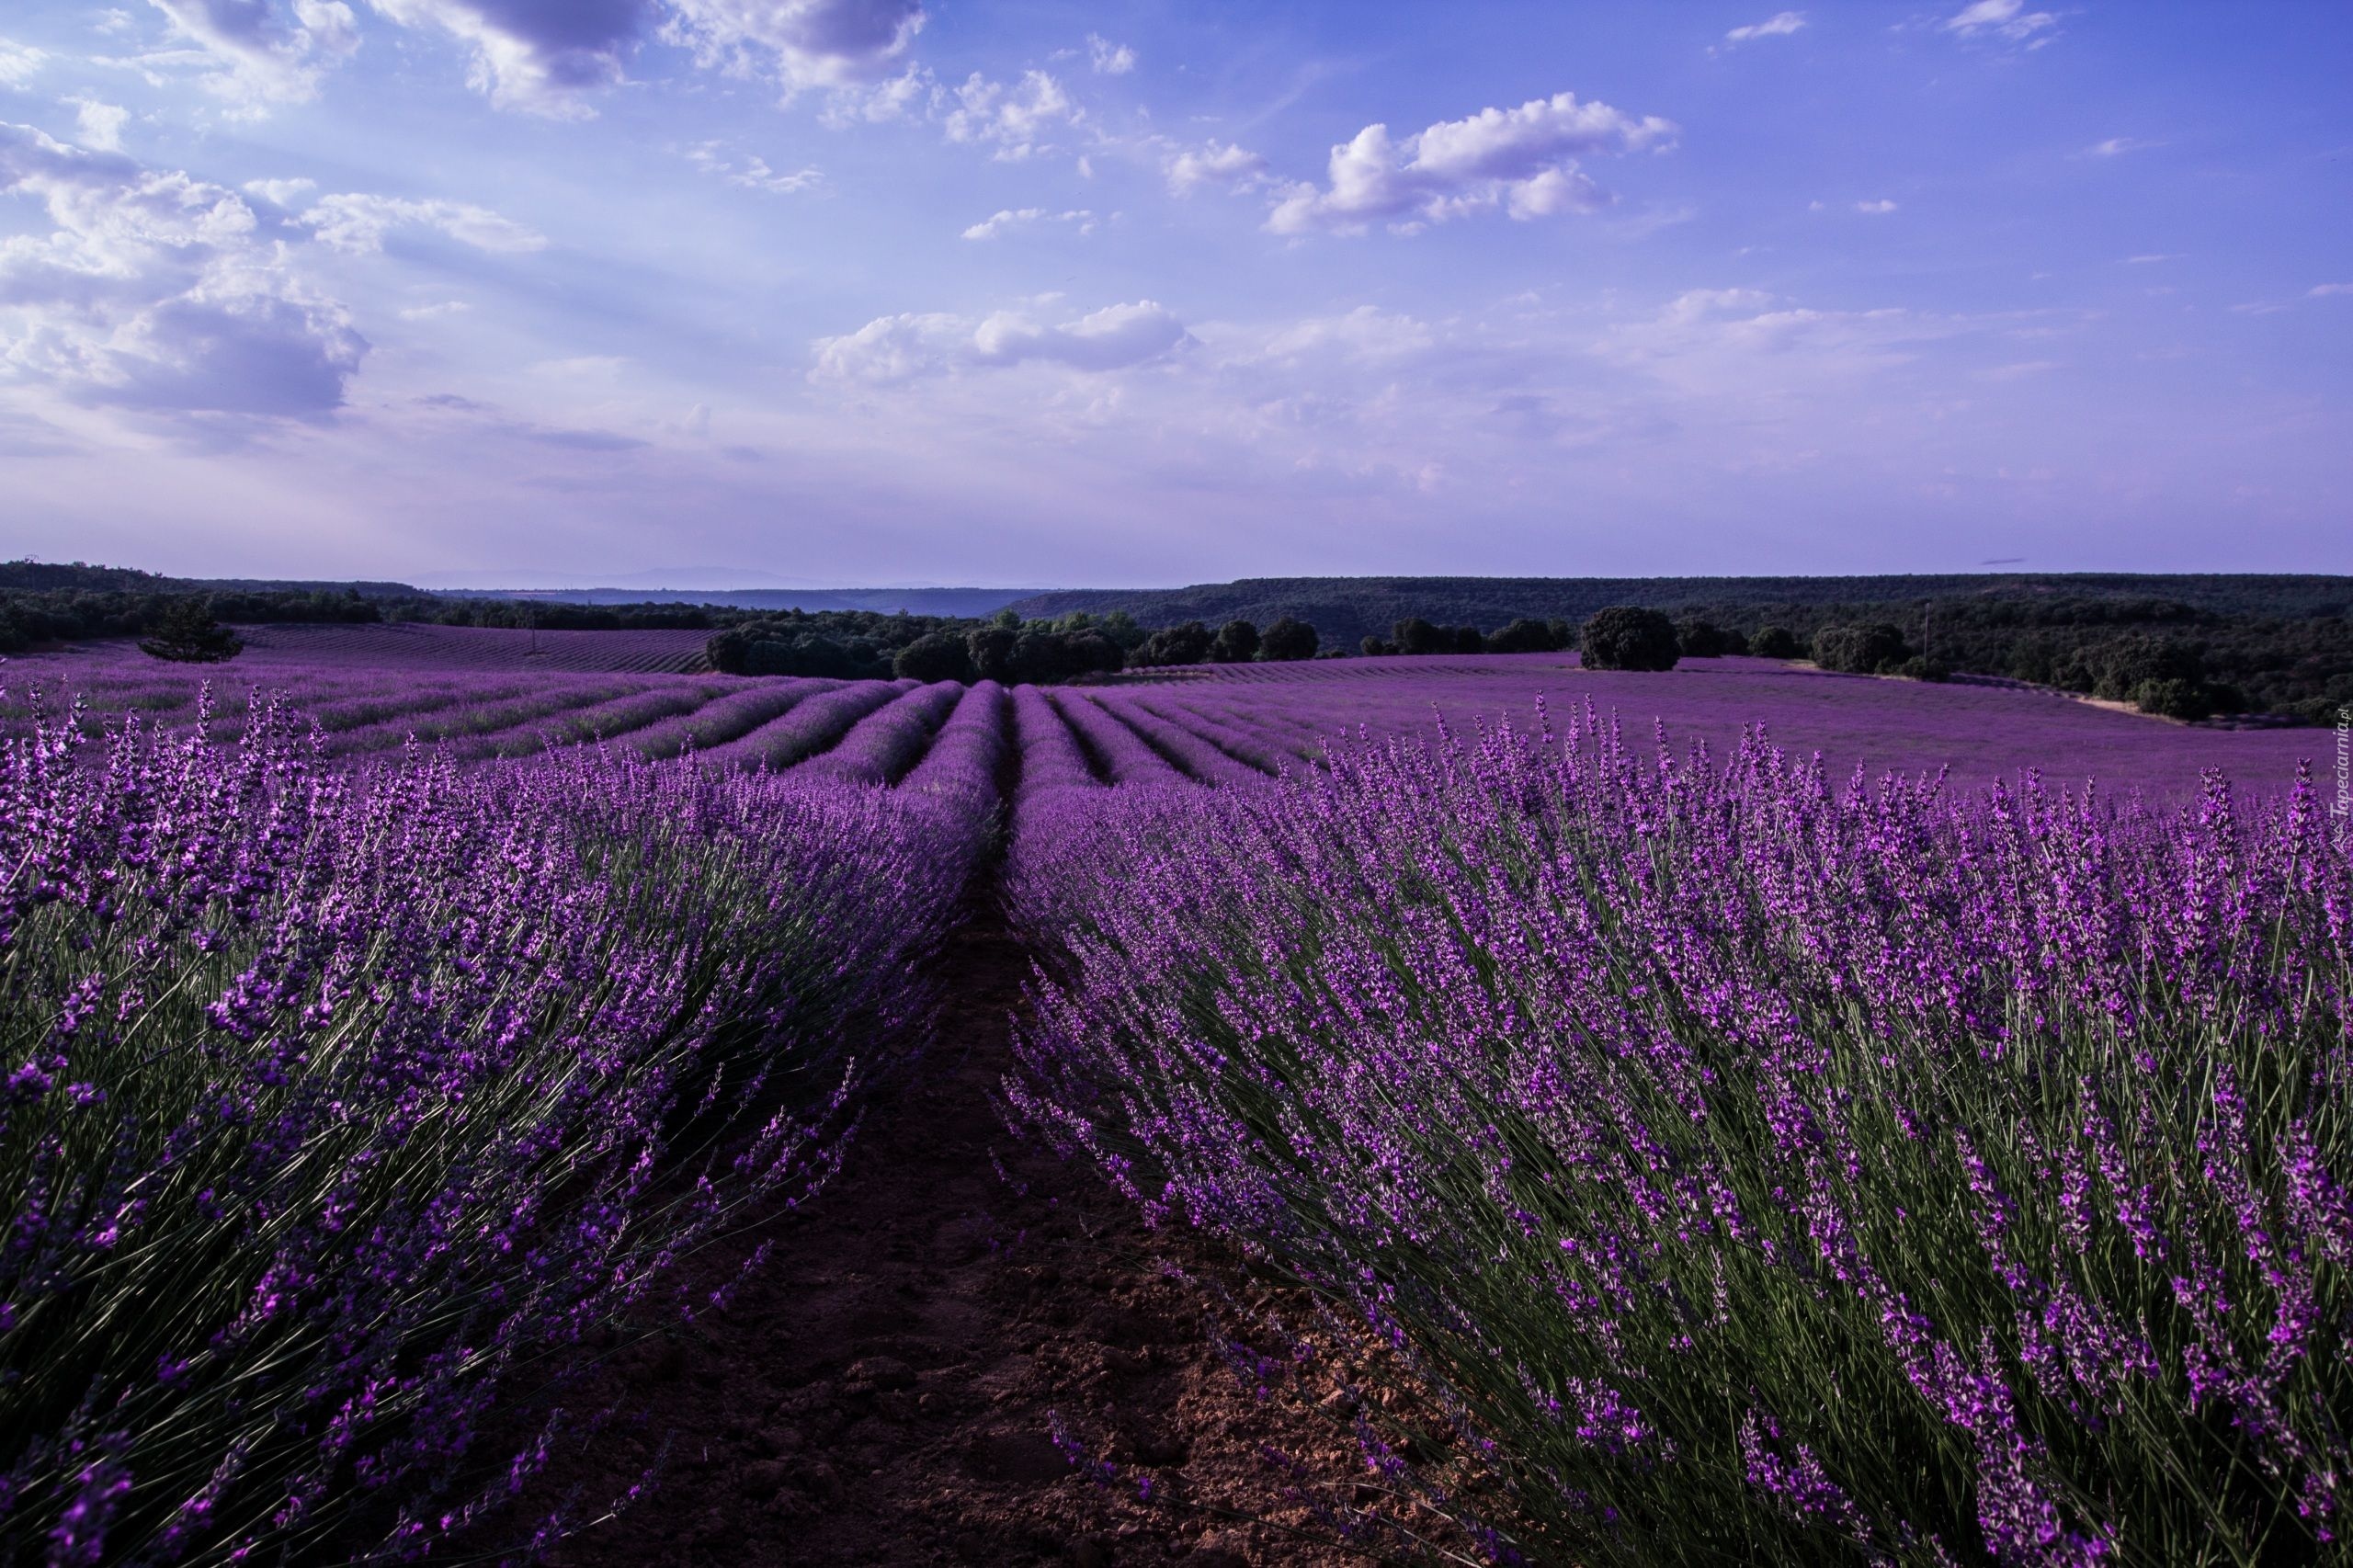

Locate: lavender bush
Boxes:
[1006,705,2353,1566]
[801,681,966,786]
[0,687,979,1563]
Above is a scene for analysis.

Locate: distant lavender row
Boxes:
[801,680,965,785]
[627,677,837,761]
[1048,691,1186,787]
[697,679,914,773]
[1093,692,1274,786]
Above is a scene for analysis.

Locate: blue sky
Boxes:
[1,1,2347,587]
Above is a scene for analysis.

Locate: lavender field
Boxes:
[3,630,2348,1566]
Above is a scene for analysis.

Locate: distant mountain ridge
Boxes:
[431,586,1042,617]
[1003,574,2353,645]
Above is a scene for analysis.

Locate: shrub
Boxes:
[1450,625,1485,654]
[1392,617,1447,656]
[965,625,1017,681]
[1360,635,1393,657]
[1484,618,1562,654]
[2131,676,2213,721]
[1750,624,1801,659]
[137,600,244,664]
[893,630,976,683]
[2086,633,2203,700]
[1210,619,1261,665]
[1259,616,1319,662]
[1811,622,1910,675]
[1580,606,1680,671]
[1897,654,1951,682]
[1674,619,1733,657]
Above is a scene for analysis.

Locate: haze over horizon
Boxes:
[2,1,2348,586]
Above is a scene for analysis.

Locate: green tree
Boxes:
[1580,606,1680,671]
[138,600,244,664]
[1260,616,1320,661]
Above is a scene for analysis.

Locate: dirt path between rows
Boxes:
[519,907,1390,1568]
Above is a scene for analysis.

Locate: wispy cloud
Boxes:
[299,193,546,255]
[1943,0,2059,46]
[2085,136,2154,157]
[686,143,822,194]
[1720,12,1805,48]
[1086,33,1135,75]
[960,207,1096,241]
[812,300,1190,383]
[1854,198,1898,214]
[2312,283,2353,298]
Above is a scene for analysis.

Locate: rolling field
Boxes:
[4,627,2347,1566]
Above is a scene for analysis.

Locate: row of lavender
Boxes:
[0,688,995,1565]
[1002,708,2353,1566]
[0,654,1309,789]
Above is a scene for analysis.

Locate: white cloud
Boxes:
[362,0,640,115]
[1943,0,2058,43]
[147,0,361,108]
[1086,32,1134,74]
[686,142,822,193]
[1164,139,1267,196]
[94,11,139,36]
[298,192,545,253]
[1251,305,1435,364]
[1598,287,1974,395]
[811,299,1188,383]
[0,39,47,88]
[1854,198,1898,213]
[397,298,470,319]
[817,63,926,125]
[1265,89,1674,236]
[960,207,1093,240]
[661,0,925,92]
[68,97,131,151]
[2085,136,2152,157]
[2311,283,2353,299]
[940,69,1077,160]
[1722,11,1805,45]
[2122,253,2177,265]
[241,175,315,205]
[0,122,364,417]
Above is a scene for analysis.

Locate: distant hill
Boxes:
[2,560,420,597]
[434,586,1041,617]
[1005,574,2353,645]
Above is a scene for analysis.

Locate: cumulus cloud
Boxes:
[1085,32,1134,74]
[810,298,1188,383]
[362,0,644,113]
[940,69,1076,160]
[147,0,361,108]
[298,192,545,253]
[661,0,924,90]
[1265,89,1674,236]
[242,175,315,204]
[1721,11,1804,46]
[0,39,47,88]
[68,97,132,151]
[959,207,1093,240]
[0,122,364,417]
[1943,0,2058,44]
[1164,139,1267,196]
[1854,198,1898,213]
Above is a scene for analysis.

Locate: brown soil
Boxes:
[512,909,1391,1568]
